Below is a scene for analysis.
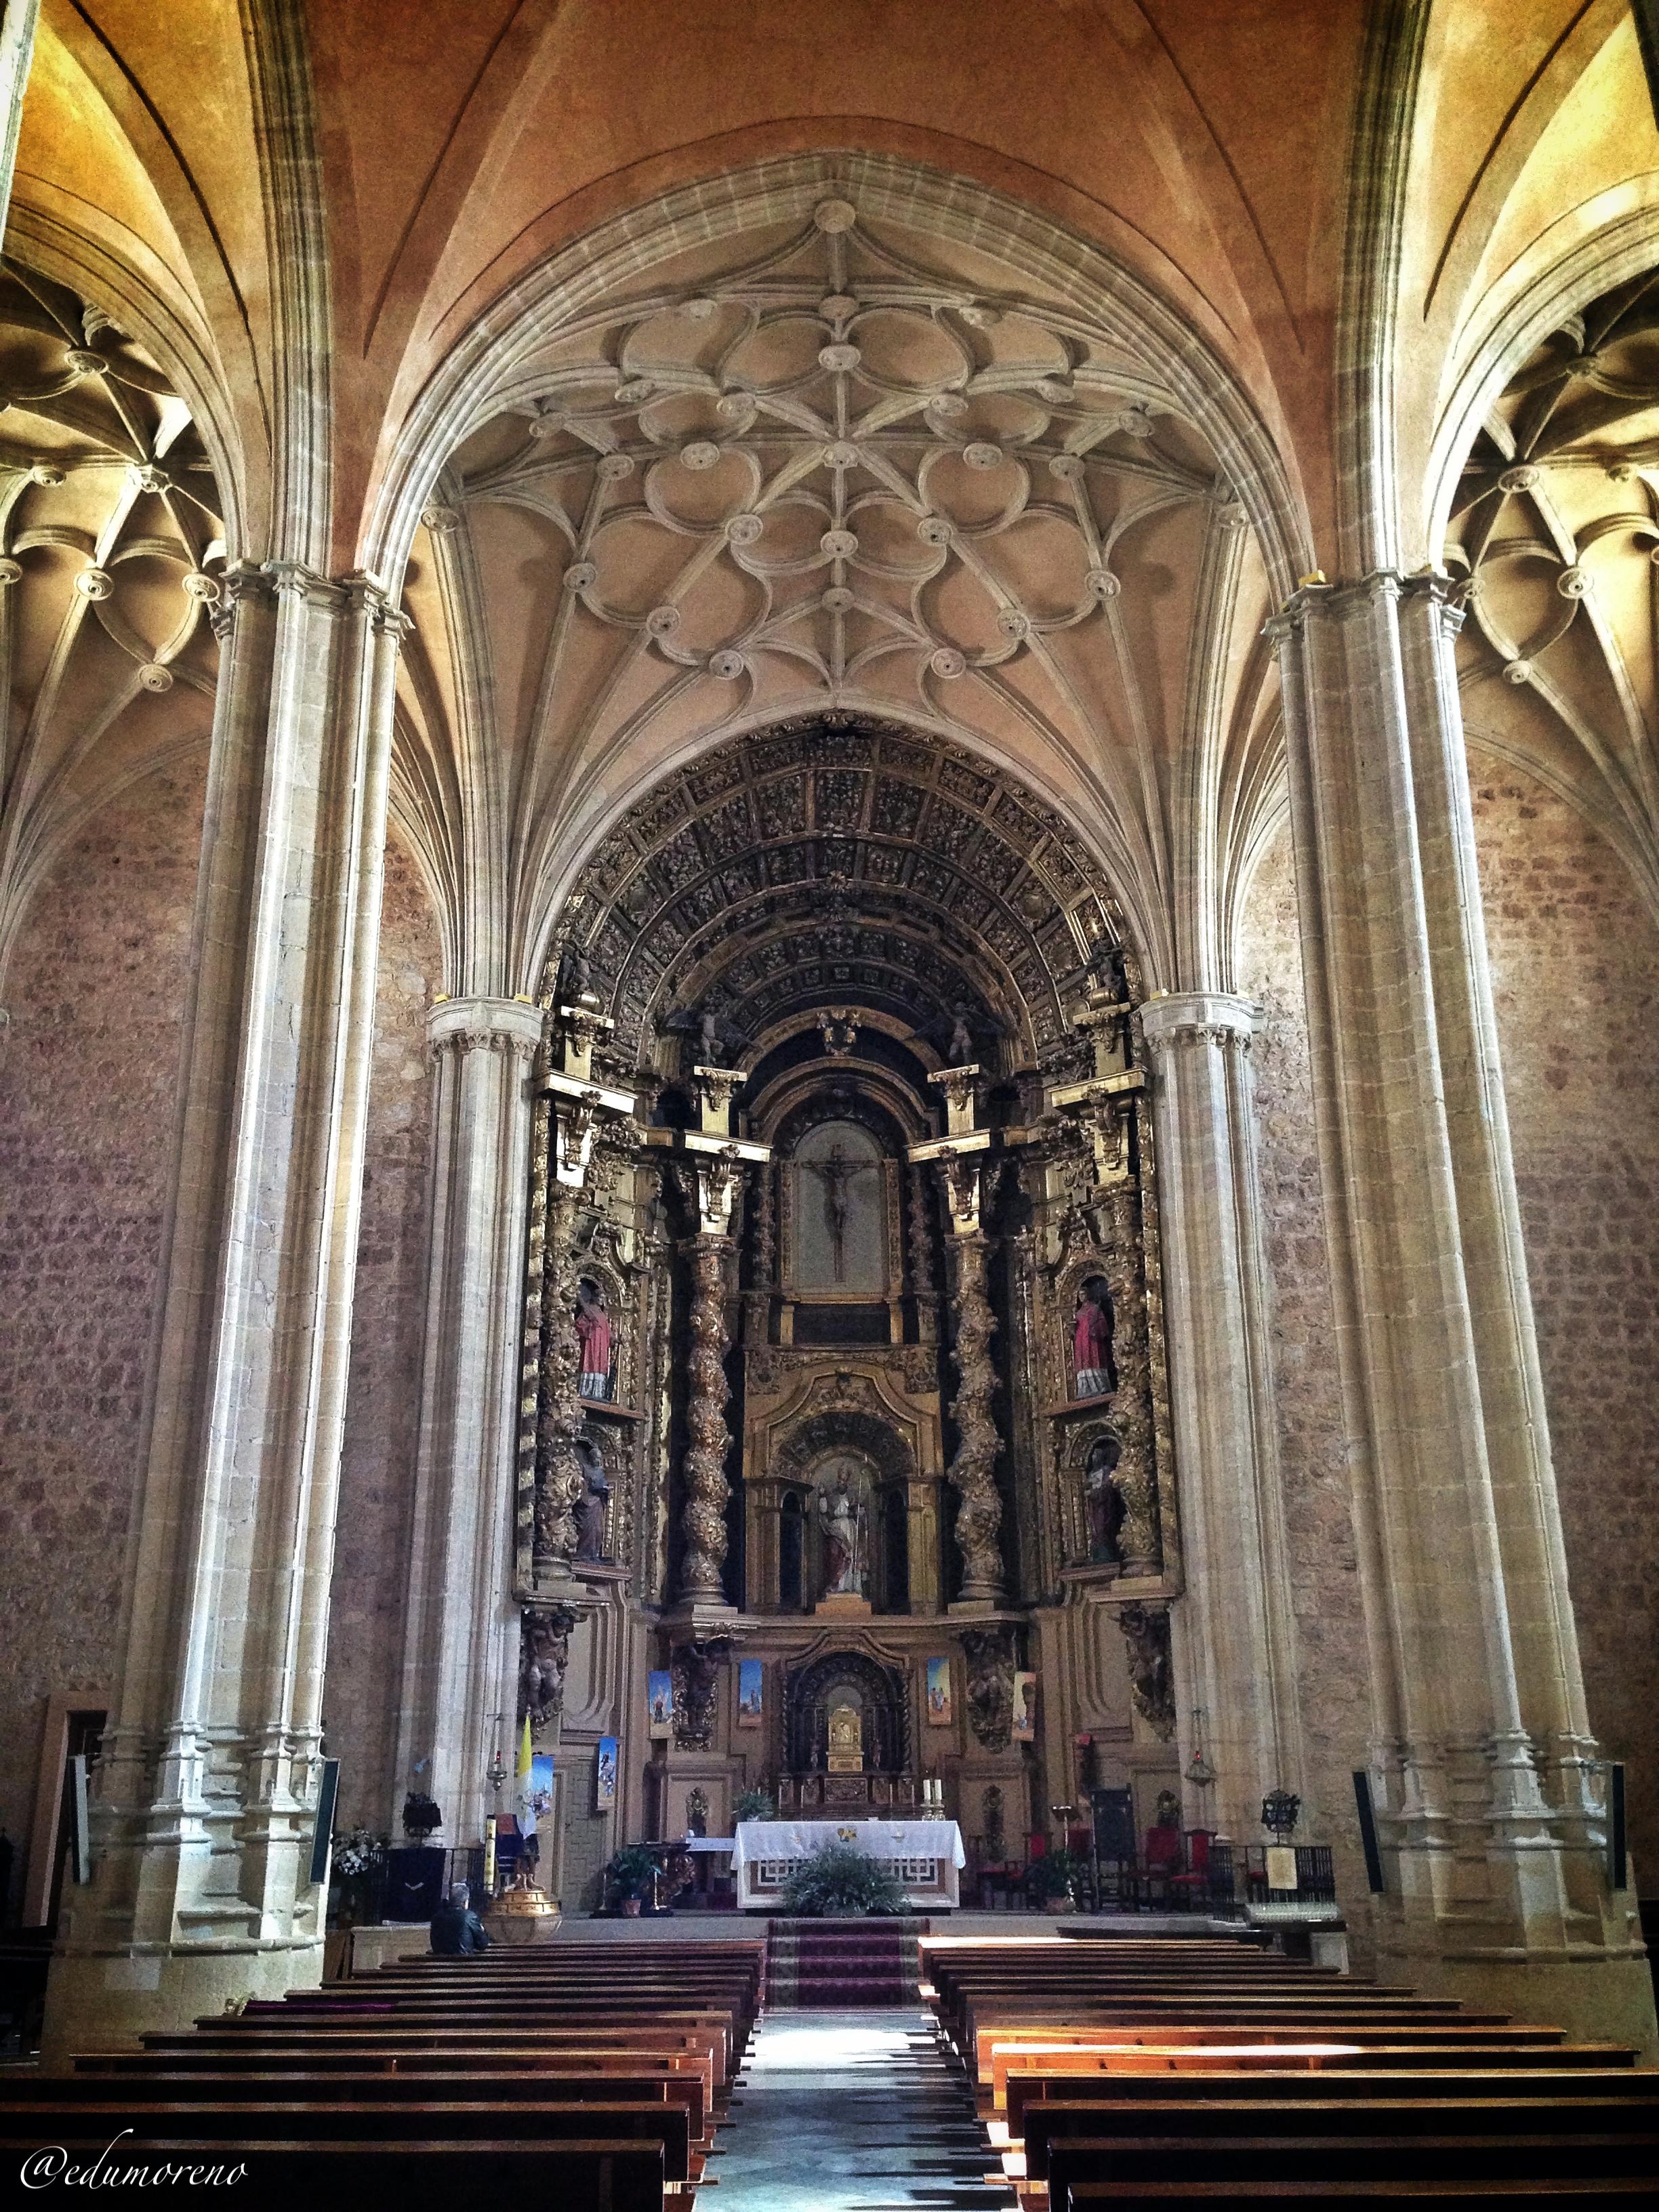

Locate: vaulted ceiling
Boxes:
[2,1,1657,994]
[392,178,1282,1000]
[1452,269,1659,918]
[554,714,1124,1080]
[0,260,222,968]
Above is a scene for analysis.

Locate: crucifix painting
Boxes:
[790,1120,885,1293]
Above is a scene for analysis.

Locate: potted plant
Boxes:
[732,1787,775,1824]
[779,1841,909,1918]
[606,1843,659,1916]
[1028,1848,1085,1913]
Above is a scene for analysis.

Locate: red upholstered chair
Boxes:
[1166,1827,1213,1911]
[1141,1822,1181,1906]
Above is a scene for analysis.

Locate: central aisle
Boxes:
[716,2008,1012,2212]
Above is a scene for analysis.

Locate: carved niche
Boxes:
[520,1603,579,1728]
[671,1639,727,1752]
[1117,1601,1176,1742]
[960,1625,1018,1753]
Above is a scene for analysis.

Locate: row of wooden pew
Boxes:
[3,1938,766,2209]
[918,1930,1659,2210]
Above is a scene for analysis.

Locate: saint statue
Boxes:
[573,1435,611,1561]
[575,1279,613,1400]
[1083,1432,1124,1564]
[1073,1276,1117,1397]
[817,1470,868,1598]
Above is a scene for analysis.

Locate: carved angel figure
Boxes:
[907,1000,1004,1067]
[554,939,594,1005]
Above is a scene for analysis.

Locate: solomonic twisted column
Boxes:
[944,1223,1006,1607]
[534,1187,588,1571]
[680,1234,734,1601]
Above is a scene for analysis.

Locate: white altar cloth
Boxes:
[731,1818,963,1910]
[733,1819,965,1870]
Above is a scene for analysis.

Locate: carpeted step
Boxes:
[764,1917,923,2007]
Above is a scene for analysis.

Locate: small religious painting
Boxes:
[925,1656,953,1727]
[647,1671,674,1738]
[737,1658,764,1725]
[594,1737,618,1811]
[1012,1671,1038,1742]
[527,1753,556,1825]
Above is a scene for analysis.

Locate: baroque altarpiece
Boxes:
[511,718,1185,1904]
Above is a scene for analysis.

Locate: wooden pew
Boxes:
[0,2098,693,2179]
[985,2032,1639,2110]
[1002,2065,1655,2144]
[1044,2132,1659,2204]
[150,2015,739,2090]
[1023,2095,1659,2178]
[5,2137,666,2212]
[1063,2187,1658,2209]
[1,2063,709,2154]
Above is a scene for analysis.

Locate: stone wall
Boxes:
[1234,823,1372,1850]
[0,776,440,1914]
[324,842,441,1832]
[1470,758,1659,1885]
[0,759,205,1915]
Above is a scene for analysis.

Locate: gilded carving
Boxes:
[945,1232,1006,1602]
[520,1604,578,1727]
[681,1235,734,1598]
[960,1626,1017,1751]
[1118,1601,1176,1740]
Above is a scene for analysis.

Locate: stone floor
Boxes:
[716,2008,1012,2212]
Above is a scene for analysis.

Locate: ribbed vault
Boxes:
[1450,266,1659,918]
[546,712,1126,1077]
[0,260,224,975]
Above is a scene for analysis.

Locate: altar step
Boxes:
[765,1917,923,2007]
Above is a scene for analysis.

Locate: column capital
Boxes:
[427,994,545,1062]
[1137,990,1261,1054]
[1265,567,1470,643]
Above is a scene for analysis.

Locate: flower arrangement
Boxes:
[779,1841,909,1917]
[732,1786,776,1823]
[330,1827,384,1880]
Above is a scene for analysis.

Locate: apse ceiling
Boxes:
[396,189,1282,994]
[1452,270,1659,916]
[0,261,223,968]
[550,715,1122,1078]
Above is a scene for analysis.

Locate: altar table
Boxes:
[733,1818,964,1911]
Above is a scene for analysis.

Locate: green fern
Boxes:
[779,1841,910,1917]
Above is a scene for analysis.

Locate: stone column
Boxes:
[393,996,544,1853]
[680,1233,733,1603]
[42,563,406,2059]
[0,1,39,243]
[1271,571,1653,2045]
[1139,992,1303,1841]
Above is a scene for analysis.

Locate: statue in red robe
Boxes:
[1073,1278,1116,1397]
[575,1280,613,1400]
